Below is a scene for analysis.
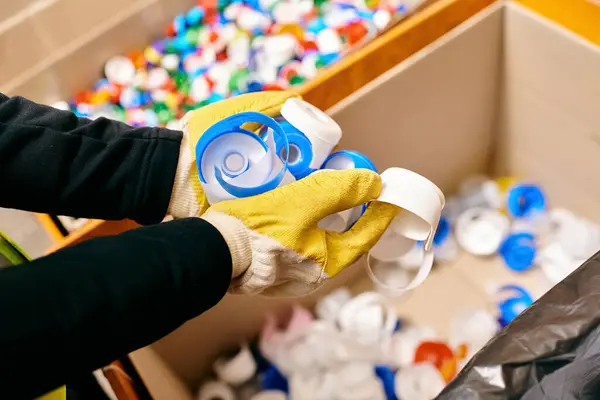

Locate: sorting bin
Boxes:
[123,1,600,398]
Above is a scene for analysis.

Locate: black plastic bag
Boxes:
[439,252,600,399]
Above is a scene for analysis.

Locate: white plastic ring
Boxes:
[213,343,257,386]
[376,168,445,251]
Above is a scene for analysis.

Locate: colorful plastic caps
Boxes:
[61,0,426,126]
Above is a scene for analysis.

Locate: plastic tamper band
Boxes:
[375,168,445,251]
[366,168,444,294]
[213,343,257,386]
[196,380,236,400]
[455,208,510,256]
[195,111,294,204]
[281,98,342,169]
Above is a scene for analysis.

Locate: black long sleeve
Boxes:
[0,218,232,400]
[0,93,181,225]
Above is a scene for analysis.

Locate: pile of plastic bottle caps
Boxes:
[196,288,500,400]
[51,0,427,127]
[436,176,600,285]
[195,176,600,400]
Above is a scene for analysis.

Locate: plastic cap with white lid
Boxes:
[315,287,352,322]
[281,98,342,168]
[455,207,510,256]
[196,380,235,400]
[389,326,438,368]
[395,363,446,400]
[213,344,256,385]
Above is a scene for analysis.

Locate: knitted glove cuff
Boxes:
[167,133,202,219]
[202,211,253,279]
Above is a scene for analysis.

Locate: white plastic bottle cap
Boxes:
[395,363,445,400]
[146,67,170,90]
[51,101,71,111]
[249,390,287,400]
[227,35,251,66]
[377,168,445,251]
[455,207,510,256]
[336,292,398,345]
[196,380,235,400]
[536,241,580,284]
[161,54,180,71]
[335,363,386,400]
[300,53,319,79]
[557,217,600,260]
[389,326,438,368]
[213,343,257,386]
[104,56,136,86]
[190,76,211,103]
[289,371,336,400]
[261,34,297,67]
[434,235,460,263]
[373,9,392,30]
[281,98,342,169]
[315,287,352,322]
[449,308,499,353]
[237,9,269,32]
[316,28,342,54]
[272,2,303,24]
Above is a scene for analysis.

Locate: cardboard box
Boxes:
[123,1,600,398]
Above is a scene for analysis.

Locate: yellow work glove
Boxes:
[167,91,300,218]
[202,169,399,296]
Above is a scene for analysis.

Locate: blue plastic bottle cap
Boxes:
[433,216,451,247]
[375,365,398,400]
[261,364,289,393]
[275,119,315,179]
[498,232,537,272]
[195,111,289,201]
[222,151,249,178]
[497,285,533,326]
[506,184,546,218]
[321,150,378,173]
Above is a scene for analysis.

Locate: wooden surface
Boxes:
[514,0,600,45]
[47,0,497,254]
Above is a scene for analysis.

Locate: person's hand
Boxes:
[201,169,399,296]
[167,91,300,218]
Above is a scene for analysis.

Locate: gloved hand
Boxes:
[167,91,300,218]
[202,169,399,296]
